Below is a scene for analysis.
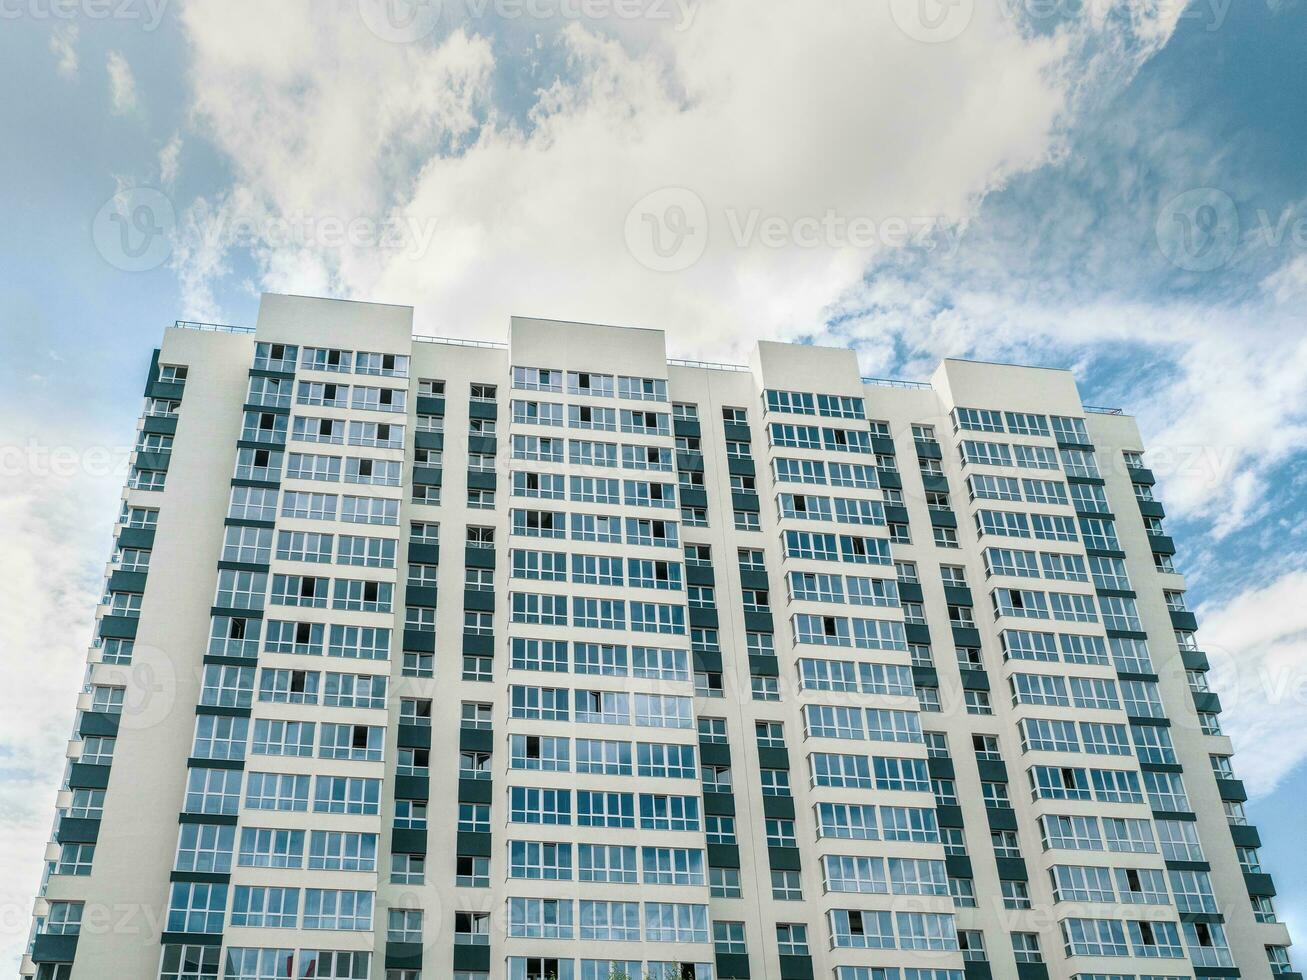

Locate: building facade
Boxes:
[23,293,1297,980]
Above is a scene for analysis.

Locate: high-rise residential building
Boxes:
[23,293,1295,980]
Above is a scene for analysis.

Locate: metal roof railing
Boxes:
[1084,405,1125,416]
[412,334,508,349]
[667,358,749,373]
[173,320,255,334]
[861,376,932,391]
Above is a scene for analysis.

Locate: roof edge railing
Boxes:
[412,335,508,349]
[167,324,1130,415]
[173,320,255,334]
[861,376,932,391]
[667,358,750,373]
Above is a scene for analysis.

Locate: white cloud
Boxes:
[166,0,1307,535]
[820,277,1307,538]
[173,0,1181,348]
[0,425,127,968]
[159,132,183,185]
[183,5,1307,542]
[49,23,79,80]
[793,69,1307,541]
[1200,570,1307,798]
[107,50,138,115]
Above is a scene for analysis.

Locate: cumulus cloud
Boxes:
[1200,571,1307,798]
[172,2,1307,538]
[107,50,138,114]
[165,0,1307,534]
[172,0,1182,344]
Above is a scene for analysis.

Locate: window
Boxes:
[386,909,423,946]
[708,866,742,899]
[917,686,941,712]
[458,803,490,834]
[312,776,381,815]
[184,768,242,816]
[669,401,699,421]
[1001,879,1031,909]
[173,823,236,875]
[1012,932,1043,963]
[146,396,181,417]
[562,371,611,402]
[771,869,802,901]
[933,525,959,548]
[454,910,490,946]
[229,885,299,928]
[1253,896,1279,923]
[192,715,247,761]
[698,717,727,743]
[42,902,83,937]
[1270,946,1296,975]
[981,781,1011,809]
[714,921,747,954]
[54,843,95,876]
[67,789,104,820]
[237,827,304,869]
[453,856,490,890]
[766,818,797,848]
[166,881,228,933]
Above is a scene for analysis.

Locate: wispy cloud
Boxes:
[107,50,138,115]
[50,23,79,80]
[159,132,183,185]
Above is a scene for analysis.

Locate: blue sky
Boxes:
[2,0,1306,970]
